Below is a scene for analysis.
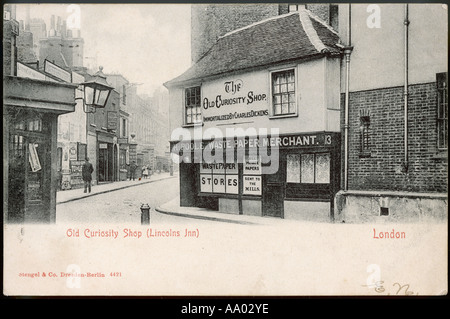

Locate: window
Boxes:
[122,84,127,105]
[14,116,42,132]
[119,149,127,169]
[329,5,339,31]
[286,153,330,184]
[185,86,202,125]
[271,69,296,116]
[360,115,371,156]
[437,72,448,150]
[121,118,127,138]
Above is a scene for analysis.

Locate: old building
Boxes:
[335,4,448,222]
[3,7,77,223]
[85,74,121,184]
[166,7,342,220]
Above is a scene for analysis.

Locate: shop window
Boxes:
[360,115,371,156]
[437,72,448,150]
[185,86,202,125]
[14,116,42,132]
[271,69,296,116]
[200,160,238,194]
[286,153,330,184]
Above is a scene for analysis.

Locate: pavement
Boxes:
[56,172,176,204]
[57,170,290,225]
[155,197,293,226]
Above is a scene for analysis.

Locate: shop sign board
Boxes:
[243,155,261,195]
[172,132,334,154]
[200,162,238,194]
[201,73,269,123]
[44,59,72,83]
[17,62,46,81]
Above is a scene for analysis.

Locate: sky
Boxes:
[15,3,192,96]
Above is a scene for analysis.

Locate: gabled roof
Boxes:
[165,9,341,88]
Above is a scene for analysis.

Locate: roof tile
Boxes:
[165,10,341,87]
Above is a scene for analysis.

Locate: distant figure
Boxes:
[82,157,94,193]
[129,161,137,181]
[142,165,149,179]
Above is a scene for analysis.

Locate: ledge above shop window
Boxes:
[268,112,299,120]
[181,122,204,128]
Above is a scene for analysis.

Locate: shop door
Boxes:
[262,183,284,218]
[8,133,51,223]
[98,146,108,182]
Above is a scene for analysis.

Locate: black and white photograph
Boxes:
[3,2,448,300]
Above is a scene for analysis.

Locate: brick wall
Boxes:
[191,4,333,64]
[341,82,448,193]
[191,4,280,64]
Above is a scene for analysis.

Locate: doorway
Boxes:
[8,132,51,223]
[98,143,114,182]
[262,182,284,218]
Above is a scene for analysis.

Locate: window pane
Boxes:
[301,154,314,183]
[288,72,295,83]
[274,95,281,104]
[274,104,281,115]
[272,70,295,116]
[286,154,300,183]
[85,86,94,105]
[273,85,280,94]
[289,102,296,113]
[288,82,295,92]
[315,153,330,183]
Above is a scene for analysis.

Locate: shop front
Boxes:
[171,132,340,220]
[4,76,76,223]
[166,9,342,221]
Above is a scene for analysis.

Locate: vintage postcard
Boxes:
[3,2,448,302]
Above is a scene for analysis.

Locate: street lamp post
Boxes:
[77,66,114,113]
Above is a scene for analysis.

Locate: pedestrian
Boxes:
[129,161,137,181]
[82,157,94,193]
[142,165,149,179]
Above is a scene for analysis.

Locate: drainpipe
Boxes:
[343,4,353,191]
[403,4,410,173]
